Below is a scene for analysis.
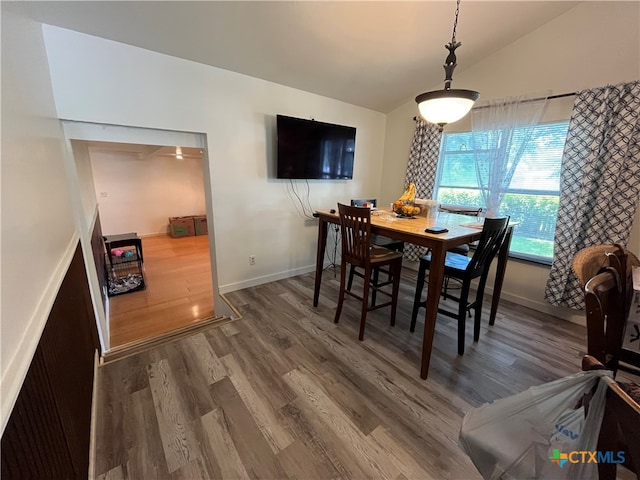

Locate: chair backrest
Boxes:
[605,246,635,320]
[338,203,373,267]
[585,270,627,373]
[438,204,483,217]
[350,199,377,207]
[572,244,640,289]
[466,217,510,278]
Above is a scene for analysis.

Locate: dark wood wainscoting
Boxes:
[91,211,108,313]
[1,242,99,479]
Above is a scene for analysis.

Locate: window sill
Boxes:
[508,251,552,267]
[469,245,552,267]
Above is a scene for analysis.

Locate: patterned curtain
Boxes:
[404,117,443,261]
[545,81,640,309]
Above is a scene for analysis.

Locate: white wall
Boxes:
[0,10,78,432]
[42,25,387,293]
[90,150,206,235]
[383,2,640,323]
[70,140,98,232]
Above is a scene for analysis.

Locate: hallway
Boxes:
[109,234,214,348]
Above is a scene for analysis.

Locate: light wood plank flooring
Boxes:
[96,267,607,479]
[109,234,215,348]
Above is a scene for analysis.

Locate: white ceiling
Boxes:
[6,0,582,113]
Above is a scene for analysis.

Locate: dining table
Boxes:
[312,208,513,379]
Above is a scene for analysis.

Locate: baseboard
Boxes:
[219,264,317,294]
[139,232,170,238]
[219,293,243,319]
[484,286,586,326]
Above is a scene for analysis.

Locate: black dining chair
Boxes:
[437,204,484,294]
[347,199,404,307]
[410,216,510,355]
[334,203,403,341]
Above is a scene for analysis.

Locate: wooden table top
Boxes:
[315,209,484,247]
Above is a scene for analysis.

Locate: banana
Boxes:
[398,182,417,202]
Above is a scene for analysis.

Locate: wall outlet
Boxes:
[99,192,108,198]
[249,255,256,265]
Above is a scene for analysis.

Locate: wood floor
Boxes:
[109,234,215,348]
[94,266,619,479]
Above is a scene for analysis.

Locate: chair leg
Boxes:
[358,265,372,341]
[334,264,348,324]
[371,268,380,307]
[473,275,490,342]
[347,265,356,292]
[389,262,401,327]
[410,260,427,332]
[457,281,472,355]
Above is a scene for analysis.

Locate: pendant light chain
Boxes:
[414,0,479,127]
[451,0,460,44]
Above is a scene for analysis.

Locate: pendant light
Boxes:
[415,0,479,127]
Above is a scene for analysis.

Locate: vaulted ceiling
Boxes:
[6,1,582,113]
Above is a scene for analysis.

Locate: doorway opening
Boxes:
[88,141,215,347]
[63,121,235,353]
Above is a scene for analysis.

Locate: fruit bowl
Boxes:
[393,202,423,217]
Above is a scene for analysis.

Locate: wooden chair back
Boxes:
[338,203,373,268]
[583,245,637,375]
[585,270,627,373]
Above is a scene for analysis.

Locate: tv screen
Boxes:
[276,115,356,179]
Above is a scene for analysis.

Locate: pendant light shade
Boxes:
[416,89,480,126]
[415,0,479,127]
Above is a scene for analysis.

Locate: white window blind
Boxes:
[434,122,570,262]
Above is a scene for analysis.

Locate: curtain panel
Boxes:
[545,81,640,309]
[471,95,548,217]
[404,118,443,261]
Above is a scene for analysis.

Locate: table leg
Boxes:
[313,218,329,307]
[420,245,446,379]
[489,227,513,326]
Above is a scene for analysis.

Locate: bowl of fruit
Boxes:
[393,182,423,217]
[393,201,422,217]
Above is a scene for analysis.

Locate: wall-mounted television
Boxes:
[276,115,356,179]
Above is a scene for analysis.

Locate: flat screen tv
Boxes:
[276,115,356,179]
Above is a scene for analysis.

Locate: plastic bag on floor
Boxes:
[459,369,611,480]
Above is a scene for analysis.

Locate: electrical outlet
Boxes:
[100,192,108,198]
[249,255,256,265]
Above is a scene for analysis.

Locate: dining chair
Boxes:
[578,249,640,480]
[580,244,640,480]
[581,260,640,480]
[334,203,403,341]
[583,245,640,377]
[410,216,509,355]
[437,204,484,293]
[347,198,404,307]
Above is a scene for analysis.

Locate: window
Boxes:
[434,122,570,263]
